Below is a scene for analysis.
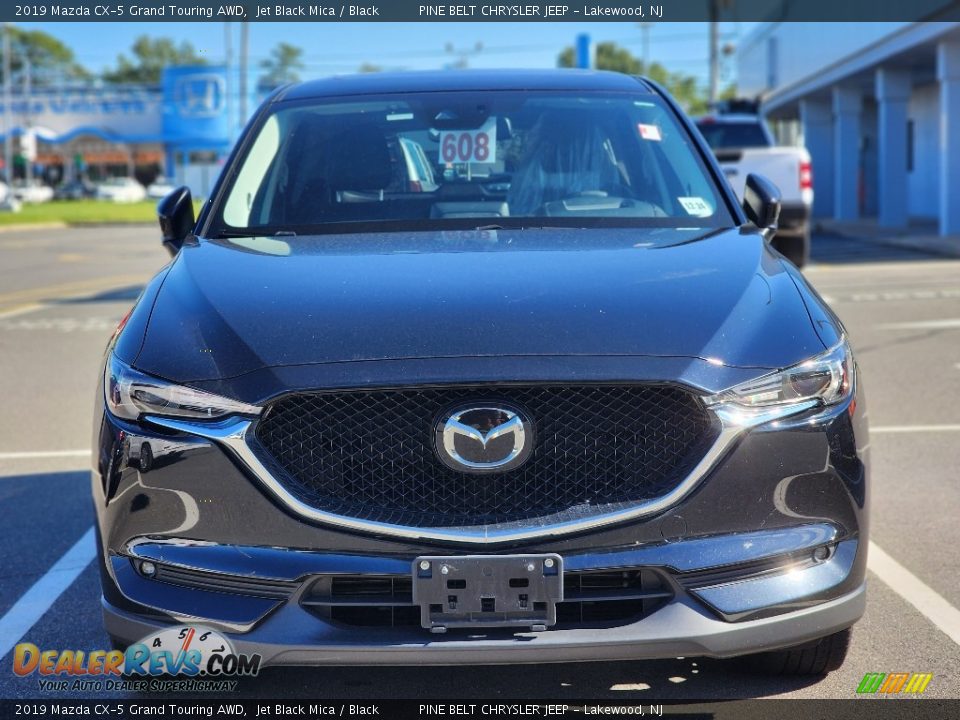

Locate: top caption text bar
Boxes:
[6,0,960,23]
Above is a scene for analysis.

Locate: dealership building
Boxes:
[738,20,960,237]
[0,65,249,196]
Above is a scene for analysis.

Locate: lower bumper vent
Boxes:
[301,569,672,629]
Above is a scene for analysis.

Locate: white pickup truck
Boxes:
[695,113,813,267]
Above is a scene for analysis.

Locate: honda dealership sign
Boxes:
[162,66,230,144]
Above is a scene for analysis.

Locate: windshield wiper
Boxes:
[473,224,579,231]
[216,229,297,239]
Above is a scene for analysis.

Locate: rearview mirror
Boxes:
[158,186,196,257]
[742,174,781,240]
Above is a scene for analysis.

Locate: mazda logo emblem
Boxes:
[435,405,534,473]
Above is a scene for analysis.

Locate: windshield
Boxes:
[696,120,771,149]
[215,90,732,235]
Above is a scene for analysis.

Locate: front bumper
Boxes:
[104,583,866,666]
[99,525,867,665]
[93,365,869,665]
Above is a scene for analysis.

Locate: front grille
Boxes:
[301,569,673,629]
[254,384,717,527]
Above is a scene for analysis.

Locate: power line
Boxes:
[70,30,740,66]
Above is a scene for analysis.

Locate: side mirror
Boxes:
[158,186,196,257]
[742,173,781,240]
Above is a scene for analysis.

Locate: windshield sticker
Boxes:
[678,196,714,217]
[638,123,662,141]
[438,117,497,164]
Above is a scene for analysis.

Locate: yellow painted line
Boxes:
[0,274,144,305]
[0,303,45,319]
[0,274,147,317]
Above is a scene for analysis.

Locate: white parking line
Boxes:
[871,424,960,433]
[868,542,960,648]
[0,527,95,660]
[878,318,960,330]
[0,450,90,460]
[0,531,957,663]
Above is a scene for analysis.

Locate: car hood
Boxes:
[131,227,828,384]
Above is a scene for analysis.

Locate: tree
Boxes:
[357,62,382,74]
[1,27,90,85]
[259,42,305,89]
[558,42,714,115]
[104,36,207,85]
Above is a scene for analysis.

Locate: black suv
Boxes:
[94,70,867,675]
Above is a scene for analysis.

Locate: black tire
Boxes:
[736,628,851,676]
[772,230,810,268]
[139,443,153,473]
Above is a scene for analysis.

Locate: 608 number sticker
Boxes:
[439,117,497,164]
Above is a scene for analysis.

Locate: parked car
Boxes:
[146,176,176,200]
[12,180,54,204]
[0,181,20,212]
[96,177,147,203]
[95,70,867,675]
[696,112,813,267]
[54,179,97,200]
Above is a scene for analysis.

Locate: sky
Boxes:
[24,21,755,89]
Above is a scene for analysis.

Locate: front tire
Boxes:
[736,627,851,676]
[139,443,153,473]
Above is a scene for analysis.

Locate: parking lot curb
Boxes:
[0,222,69,233]
[815,221,960,259]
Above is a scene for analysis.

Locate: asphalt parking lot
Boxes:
[0,225,958,702]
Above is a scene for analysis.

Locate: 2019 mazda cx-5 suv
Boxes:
[94,70,868,675]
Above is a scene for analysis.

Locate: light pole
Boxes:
[23,55,31,185]
[239,22,248,130]
[224,23,234,138]
[709,1,719,105]
[3,23,12,187]
[638,22,652,72]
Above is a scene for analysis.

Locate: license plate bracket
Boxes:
[412,554,563,632]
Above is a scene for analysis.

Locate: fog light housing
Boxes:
[812,546,832,562]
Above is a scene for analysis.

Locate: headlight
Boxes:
[706,339,853,426]
[104,354,261,421]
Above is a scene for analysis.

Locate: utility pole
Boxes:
[224,23,233,138]
[239,22,248,130]
[23,55,31,185]
[708,0,719,106]
[3,23,12,188]
[638,23,652,72]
